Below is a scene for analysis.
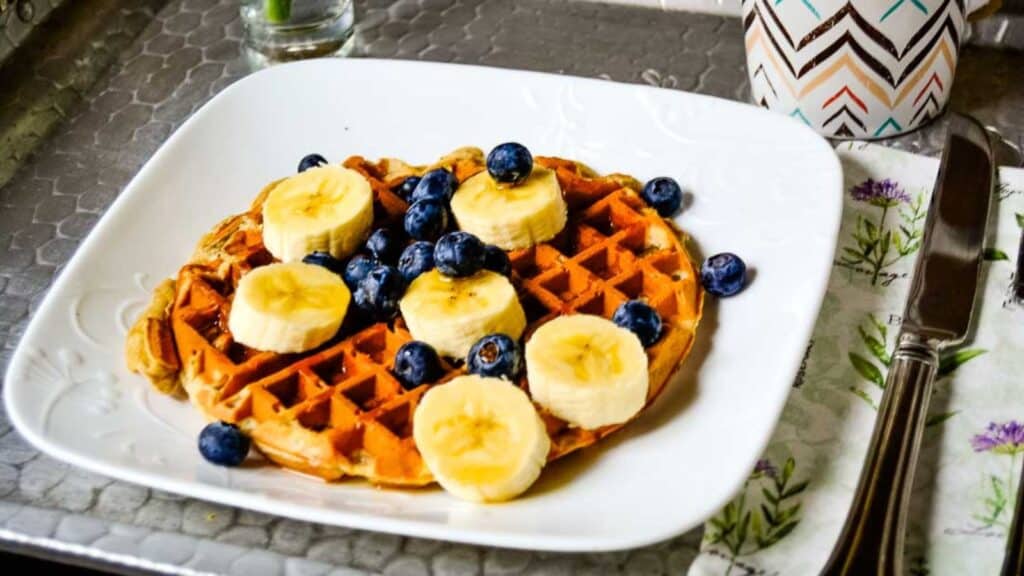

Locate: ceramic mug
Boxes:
[743,0,991,139]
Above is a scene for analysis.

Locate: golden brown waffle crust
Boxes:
[126,147,704,487]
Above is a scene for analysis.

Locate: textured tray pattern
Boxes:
[0,0,1020,574]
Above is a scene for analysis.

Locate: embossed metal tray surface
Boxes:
[2,59,842,552]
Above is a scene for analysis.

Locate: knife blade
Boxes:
[822,113,994,576]
[903,114,995,343]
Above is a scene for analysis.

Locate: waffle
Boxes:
[126,147,703,486]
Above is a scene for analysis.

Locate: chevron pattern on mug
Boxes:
[743,0,966,139]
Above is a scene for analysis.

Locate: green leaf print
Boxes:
[974,474,1009,528]
[782,480,810,499]
[858,325,890,366]
[847,315,985,422]
[925,411,960,427]
[839,180,926,285]
[705,458,808,573]
[1016,213,1024,229]
[849,386,878,409]
[869,314,887,339]
[849,352,884,388]
[938,349,987,377]
[969,421,1023,530]
[984,248,1010,261]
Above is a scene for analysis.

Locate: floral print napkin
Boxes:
[690,142,1024,576]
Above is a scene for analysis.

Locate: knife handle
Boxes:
[821,332,938,576]
[1001,461,1024,575]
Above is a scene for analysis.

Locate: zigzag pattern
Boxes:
[744,0,964,138]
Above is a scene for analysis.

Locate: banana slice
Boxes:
[450,166,567,250]
[399,269,526,358]
[413,375,550,502]
[262,165,374,262]
[228,262,350,353]
[525,314,649,429]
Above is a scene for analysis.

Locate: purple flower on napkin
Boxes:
[839,178,924,285]
[753,458,777,479]
[850,178,911,208]
[970,421,1024,528]
[971,421,1024,455]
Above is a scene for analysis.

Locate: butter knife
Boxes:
[1004,460,1024,575]
[1002,231,1024,576]
[1016,229,1024,303]
[821,113,994,576]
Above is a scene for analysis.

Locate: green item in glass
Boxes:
[265,0,291,23]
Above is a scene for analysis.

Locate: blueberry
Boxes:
[486,142,533,185]
[394,176,421,200]
[297,153,328,173]
[393,341,442,389]
[641,177,684,217]
[398,241,435,282]
[354,265,406,320]
[365,228,404,264]
[434,231,485,277]
[338,299,374,334]
[612,300,663,347]
[404,199,449,241]
[482,245,511,276]
[410,169,458,203]
[467,334,521,380]
[343,254,378,289]
[700,252,747,297]
[198,421,250,467]
[302,251,344,275]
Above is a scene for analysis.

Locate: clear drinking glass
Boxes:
[241,0,355,69]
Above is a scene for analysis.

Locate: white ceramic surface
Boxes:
[3,59,842,552]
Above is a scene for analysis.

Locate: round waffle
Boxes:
[126,147,703,487]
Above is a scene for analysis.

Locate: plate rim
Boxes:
[2,57,844,552]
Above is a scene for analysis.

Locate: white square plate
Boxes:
[3,59,842,552]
